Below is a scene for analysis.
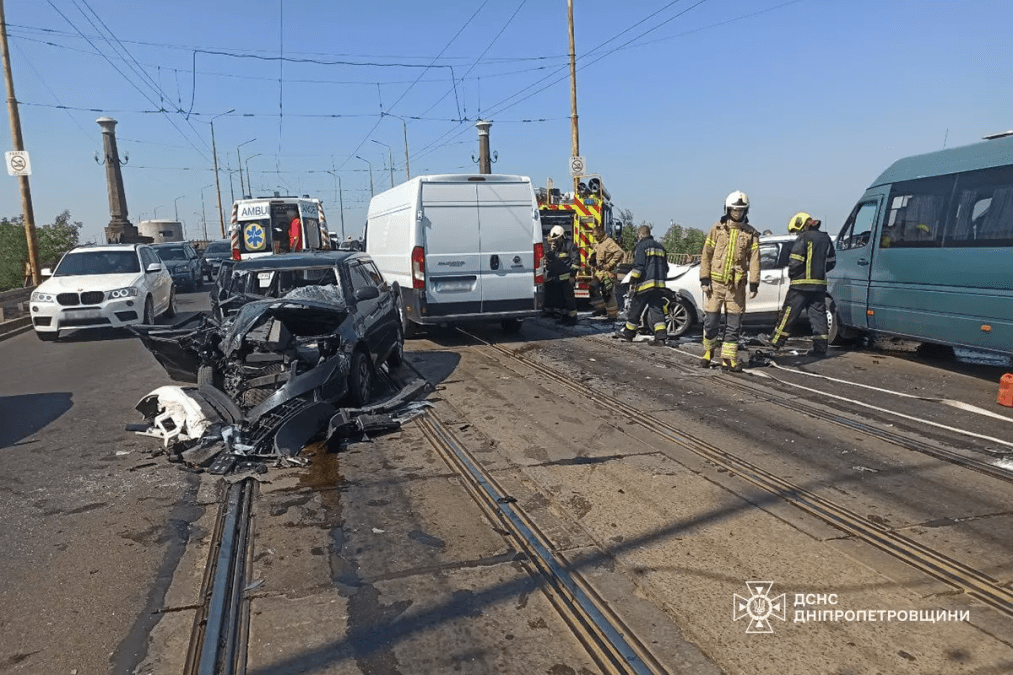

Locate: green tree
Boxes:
[0,211,82,291]
[660,221,706,256]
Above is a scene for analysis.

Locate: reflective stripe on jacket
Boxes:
[629,236,668,293]
[788,228,836,290]
[544,239,580,282]
[700,218,760,286]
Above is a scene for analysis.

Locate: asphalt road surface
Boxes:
[1,296,1012,674]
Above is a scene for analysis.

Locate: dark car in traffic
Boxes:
[137,250,404,409]
[151,242,203,292]
[199,240,233,281]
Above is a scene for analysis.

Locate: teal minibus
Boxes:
[828,133,1013,356]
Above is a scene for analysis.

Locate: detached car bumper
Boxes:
[31,298,144,333]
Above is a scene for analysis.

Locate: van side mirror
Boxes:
[354,286,380,301]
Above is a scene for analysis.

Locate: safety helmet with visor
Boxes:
[548,225,566,240]
[725,190,749,221]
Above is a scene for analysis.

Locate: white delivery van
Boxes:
[366,174,543,335]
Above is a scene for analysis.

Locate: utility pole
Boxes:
[330,157,345,239]
[227,152,235,204]
[210,109,233,238]
[0,0,40,285]
[567,0,580,191]
[402,120,411,180]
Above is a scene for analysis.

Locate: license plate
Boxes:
[70,309,102,319]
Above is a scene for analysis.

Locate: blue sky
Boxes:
[1,0,1011,245]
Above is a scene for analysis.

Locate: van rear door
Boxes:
[476,180,536,313]
[421,182,483,314]
[829,194,884,330]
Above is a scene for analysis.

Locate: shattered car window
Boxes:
[282,284,345,304]
[235,266,341,298]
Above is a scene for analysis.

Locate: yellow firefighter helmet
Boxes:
[788,212,813,234]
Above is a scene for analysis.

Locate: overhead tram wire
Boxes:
[72,0,213,156]
[410,0,717,164]
[332,0,490,175]
[418,0,528,120]
[406,0,697,159]
[7,21,570,64]
[44,0,210,161]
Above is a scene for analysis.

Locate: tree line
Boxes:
[616,208,706,258]
[0,211,83,291]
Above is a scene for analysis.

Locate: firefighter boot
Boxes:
[700,337,715,368]
[720,342,744,373]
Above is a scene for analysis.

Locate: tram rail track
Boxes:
[184,478,256,675]
[455,328,1013,620]
[588,334,1013,486]
[417,411,666,675]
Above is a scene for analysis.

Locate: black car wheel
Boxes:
[396,290,416,339]
[143,296,155,324]
[665,297,694,338]
[386,327,405,369]
[193,270,203,291]
[347,349,373,407]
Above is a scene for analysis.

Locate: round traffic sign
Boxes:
[10,156,26,172]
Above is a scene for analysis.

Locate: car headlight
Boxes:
[31,291,56,302]
[108,287,139,299]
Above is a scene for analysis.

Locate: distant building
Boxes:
[138,220,184,243]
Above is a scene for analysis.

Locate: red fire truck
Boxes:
[536,176,621,299]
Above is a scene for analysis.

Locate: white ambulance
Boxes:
[229,196,330,260]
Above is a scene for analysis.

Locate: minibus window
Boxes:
[837,202,878,250]
[881,176,951,248]
[948,166,1013,246]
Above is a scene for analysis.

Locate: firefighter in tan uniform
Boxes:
[588,223,625,320]
[699,191,761,372]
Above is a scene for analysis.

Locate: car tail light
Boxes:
[533,242,544,284]
[411,246,425,290]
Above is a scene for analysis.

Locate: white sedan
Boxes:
[622,235,835,339]
[30,244,175,341]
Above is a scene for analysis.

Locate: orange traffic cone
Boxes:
[998,374,1013,408]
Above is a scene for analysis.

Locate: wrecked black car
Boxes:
[129,251,421,473]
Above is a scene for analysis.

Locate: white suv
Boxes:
[30,244,175,341]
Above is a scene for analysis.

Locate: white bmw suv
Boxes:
[30,244,175,341]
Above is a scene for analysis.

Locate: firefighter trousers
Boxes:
[544,278,578,322]
[623,289,667,340]
[589,272,618,317]
[771,288,829,353]
[702,280,746,363]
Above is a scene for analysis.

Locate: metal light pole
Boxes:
[0,0,40,284]
[209,109,234,237]
[236,137,255,198]
[402,119,411,180]
[199,182,214,241]
[326,167,345,239]
[355,155,374,197]
[245,153,262,197]
[174,195,185,221]
[371,139,395,188]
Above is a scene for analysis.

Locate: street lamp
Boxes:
[236,138,256,197]
[370,139,395,188]
[199,183,215,241]
[174,195,185,221]
[245,153,262,197]
[355,155,374,197]
[326,169,345,239]
[209,109,235,237]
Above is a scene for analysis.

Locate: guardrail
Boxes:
[0,286,34,321]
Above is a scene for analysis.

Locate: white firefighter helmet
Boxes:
[724,190,750,213]
[548,225,566,240]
